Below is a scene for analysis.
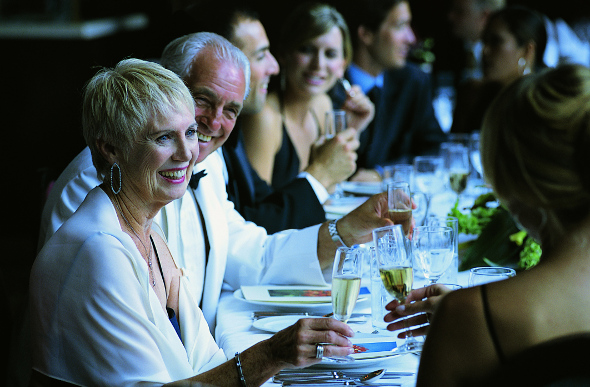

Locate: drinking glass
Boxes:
[468,267,516,287]
[413,226,454,285]
[387,182,413,237]
[331,246,363,322]
[369,246,392,331]
[444,144,470,199]
[372,224,420,353]
[413,156,445,218]
[469,131,482,177]
[325,110,347,198]
[325,109,347,139]
[426,216,459,283]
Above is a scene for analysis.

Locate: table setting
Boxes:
[215,147,531,386]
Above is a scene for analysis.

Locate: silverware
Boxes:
[281,369,386,385]
[274,370,413,382]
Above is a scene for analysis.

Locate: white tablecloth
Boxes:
[214,272,471,386]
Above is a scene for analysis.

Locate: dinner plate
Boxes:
[339,181,382,196]
[252,315,369,333]
[234,290,369,310]
[233,289,333,310]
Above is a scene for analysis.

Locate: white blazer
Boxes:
[39,147,328,332]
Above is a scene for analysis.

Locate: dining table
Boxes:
[213,177,484,386]
[214,271,471,387]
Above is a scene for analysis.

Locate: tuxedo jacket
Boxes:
[332,63,447,168]
[222,124,326,234]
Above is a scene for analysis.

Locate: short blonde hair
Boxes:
[481,64,590,243]
[82,58,195,180]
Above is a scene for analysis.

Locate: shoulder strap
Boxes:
[481,284,506,362]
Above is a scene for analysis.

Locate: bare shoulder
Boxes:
[417,287,500,386]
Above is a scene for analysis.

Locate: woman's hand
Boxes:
[341,85,374,133]
[306,128,359,191]
[266,317,355,368]
[384,284,459,338]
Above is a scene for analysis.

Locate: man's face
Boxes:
[448,0,488,42]
[232,19,279,115]
[186,48,247,163]
[366,1,416,70]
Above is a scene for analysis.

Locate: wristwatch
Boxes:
[328,219,348,248]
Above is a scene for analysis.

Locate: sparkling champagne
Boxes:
[379,266,413,302]
[332,275,361,322]
[449,171,469,194]
[388,209,412,236]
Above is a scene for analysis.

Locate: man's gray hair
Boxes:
[161,31,251,100]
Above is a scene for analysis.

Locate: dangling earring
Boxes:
[110,162,122,195]
[518,57,531,75]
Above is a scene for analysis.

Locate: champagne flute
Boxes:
[331,246,363,323]
[413,226,454,286]
[387,181,413,237]
[372,224,421,353]
[325,109,347,139]
[325,109,347,199]
[445,144,470,199]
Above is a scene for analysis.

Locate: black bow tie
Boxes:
[189,169,207,189]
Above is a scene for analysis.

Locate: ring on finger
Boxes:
[316,344,324,359]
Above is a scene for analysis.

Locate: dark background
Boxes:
[1,0,587,383]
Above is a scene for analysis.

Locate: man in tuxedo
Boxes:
[168,3,332,233]
[333,0,446,177]
[39,32,392,332]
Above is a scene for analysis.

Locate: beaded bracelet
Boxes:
[234,351,247,387]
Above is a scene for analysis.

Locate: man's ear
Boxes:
[96,139,118,165]
[358,25,374,47]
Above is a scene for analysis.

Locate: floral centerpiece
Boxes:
[449,192,541,271]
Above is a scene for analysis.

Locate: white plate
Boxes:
[315,336,401,369]
[234,289,332,310]
[234,289,368,310]
[252,315,369,333]
[339,181,382,196]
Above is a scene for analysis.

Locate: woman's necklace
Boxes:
[113,195,156,288]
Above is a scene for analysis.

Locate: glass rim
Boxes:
[469,266,516,276]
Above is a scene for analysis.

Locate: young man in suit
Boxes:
[333,0,447,180]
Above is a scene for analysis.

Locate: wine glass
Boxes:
[413,226,454,286]
[325,110,347,198]
[331,246,363,323]
[444,144,470,199]
[372,224,421,353]
[387,181,413,237]
[469,131,483,178]
[413,156,445,218]
[425,216,459,283]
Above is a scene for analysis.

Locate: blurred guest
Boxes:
[241,2,374,193]
[451,6,547,134]
[167,1,327,233]
[387,64,590,386]
[447,0,506,83]
[30,58,356,386]
[333,0,446,178]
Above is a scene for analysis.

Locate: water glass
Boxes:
[468,267,516,287]
[369,246,392,330]
[426,216,459,283]
[325,109,347,139]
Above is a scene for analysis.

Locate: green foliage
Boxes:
[450,193,542,271]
